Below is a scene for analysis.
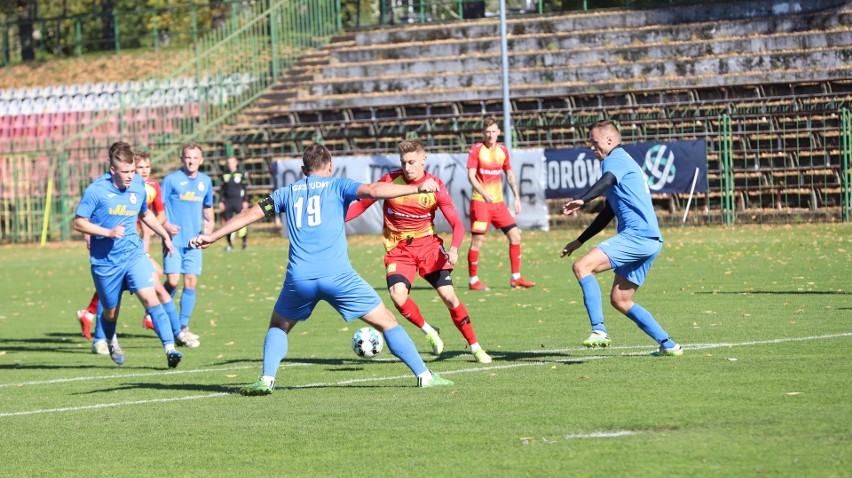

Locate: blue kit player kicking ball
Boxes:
[73,141,183,368]
[190,144,454,394]
[161,142,214,348]
[561,120,683,356]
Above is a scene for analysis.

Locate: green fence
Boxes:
[0,0,341,244]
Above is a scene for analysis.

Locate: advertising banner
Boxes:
[544,140,707,198]
[271,149,549,237]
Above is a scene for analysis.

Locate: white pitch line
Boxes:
[0,393,230,418]
[0,332,849,418]
[563,430,641,439]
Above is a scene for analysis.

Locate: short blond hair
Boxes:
[398,139,425,156]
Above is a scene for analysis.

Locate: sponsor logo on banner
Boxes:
[545,140,707,198]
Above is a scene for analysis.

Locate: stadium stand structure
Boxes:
[222,0,851,222]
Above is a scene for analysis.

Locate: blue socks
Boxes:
[179,288,196,328]
[383,325,428,376]
[99,311,117,342]
[626,303,671,345]
[161,299,182,337]
[579,275,606,333]
[261,327,289,378]
[92,302,106,342]
[146,304,175,346]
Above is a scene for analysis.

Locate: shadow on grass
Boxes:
[81,382,235,394]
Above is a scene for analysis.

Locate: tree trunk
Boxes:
[16,0,36,61]
[101,0,114,51]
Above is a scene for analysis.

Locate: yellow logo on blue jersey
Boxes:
[179,191,204,202]
[108,204,137,217]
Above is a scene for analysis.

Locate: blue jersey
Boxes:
[603,146,662,239]
[161,169,214,248]
[270,175,362,280]
[75,173,148,266]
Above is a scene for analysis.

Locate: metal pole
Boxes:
[499,0,511,151]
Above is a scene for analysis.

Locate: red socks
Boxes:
[467,249,479,279]
[509,243,521,275]
[397,297,425,328]
[449,303,477,345]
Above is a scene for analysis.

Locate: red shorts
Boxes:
[469,200,516,234]
[384,236,451,285]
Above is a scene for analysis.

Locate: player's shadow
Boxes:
[45,332,157,340]
[0,363,107,370]
[79,382,234,395]
[487,350,582,362]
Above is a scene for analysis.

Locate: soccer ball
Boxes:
[352,327,384,358]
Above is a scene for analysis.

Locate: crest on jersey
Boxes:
[198,182,206,192]
[129,192,138,204]
[418,193,436,208]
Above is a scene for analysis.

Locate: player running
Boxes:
[346,139,493,363]
[72,141,183,368]
[561,120,683,356]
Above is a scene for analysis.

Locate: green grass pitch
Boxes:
[1,224,850,477]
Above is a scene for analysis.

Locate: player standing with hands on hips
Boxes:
[561,120,683,356]
[190,144,454,395]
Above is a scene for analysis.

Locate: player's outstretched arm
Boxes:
[357,178,438,199]
[191,204,265,249]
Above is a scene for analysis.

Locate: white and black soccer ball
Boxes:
[352,327,384,358]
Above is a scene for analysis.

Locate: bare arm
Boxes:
[202,206,215,234]
[139,209,175,256]
[190,204,265,249]
[467,168,492,203]
[73,216,124,239]
[356,178,438,200]
[505,169,521,214]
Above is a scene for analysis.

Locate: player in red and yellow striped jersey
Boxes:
[346,140,493,363]
[466,117,535,291]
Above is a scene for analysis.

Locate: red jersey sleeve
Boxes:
[467,143,483,169]
[499,144,512,171]
[147,180,165,215]
[436,183,464,249]
[345,173,391,221]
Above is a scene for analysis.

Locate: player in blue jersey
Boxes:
[561,120,683,356]
[73,141,184,368]
[190,144,454,394]
[161,142,214,348]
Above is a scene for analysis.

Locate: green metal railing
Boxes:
[0,0,341,244]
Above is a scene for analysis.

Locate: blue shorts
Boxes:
[92,252,157,309]
[163,246,203,276]
[596,233,663,287]
[274,270,382,322]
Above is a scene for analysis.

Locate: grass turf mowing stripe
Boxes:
[1,332,849,418]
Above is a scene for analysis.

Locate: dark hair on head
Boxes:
[108,141,135,167]
[302,143,332,173]
[483,116,499,129]
[398,139,425,156]
[181,142,203,158]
